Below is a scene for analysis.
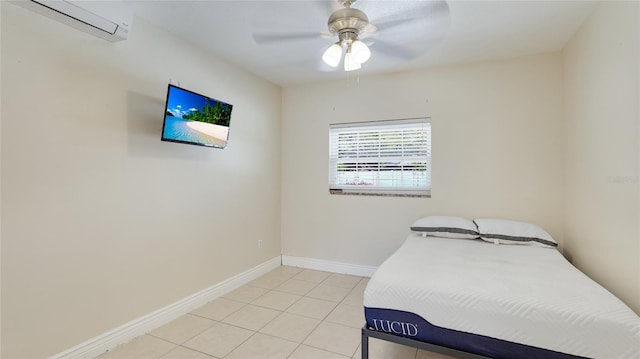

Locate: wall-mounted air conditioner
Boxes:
[11,0,132,42]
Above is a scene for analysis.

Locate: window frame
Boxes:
[328,118,431,198]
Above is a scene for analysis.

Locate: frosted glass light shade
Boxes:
[344,50,361,71]
[322,44,342,67]
[351,40,371,64]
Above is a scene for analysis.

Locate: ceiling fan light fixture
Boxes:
[351,40,370,64]
[322,0,372,72]
[344,49,361,71]
[322,43,343,67]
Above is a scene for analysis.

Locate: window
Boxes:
[329,118,431,197]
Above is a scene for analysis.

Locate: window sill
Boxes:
[329,189,431,198]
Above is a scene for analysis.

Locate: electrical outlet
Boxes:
[258,240,264,249]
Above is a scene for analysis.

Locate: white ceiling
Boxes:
[131,0,597,86]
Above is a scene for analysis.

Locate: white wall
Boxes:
[0,2,3,355]
[0,3,281,358]
[563,1,639,313]
[2,2,638,357]
[281,53,564,266]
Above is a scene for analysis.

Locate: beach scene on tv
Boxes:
[162,86,232,148]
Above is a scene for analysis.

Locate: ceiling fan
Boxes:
[321,0,373,71]
[253,0,450,72]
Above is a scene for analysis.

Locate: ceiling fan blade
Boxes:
[371,40,416,61]
[421,0,450,17]
[315,0,342,16]
[372,17,419,32]
[371,0,450,33]
[253,32,324,45]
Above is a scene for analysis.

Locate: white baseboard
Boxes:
[282,255,377,277]
[51,256,281,359]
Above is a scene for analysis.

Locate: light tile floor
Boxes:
[98,266,456,359]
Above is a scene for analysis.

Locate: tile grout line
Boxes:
[173,344,218,359]
[292,276,363,358]
[137,335,177,359]
[219,328,257,359]
[221,278,317,359]
[216,293,294,359]
[147,315,219,356]
[218,281,298,358]
[273,271,363,357]
[103,267,369,359]
[209,270,365,357]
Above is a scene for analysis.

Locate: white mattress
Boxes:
[364,234,640,358]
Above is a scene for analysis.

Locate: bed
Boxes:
[362,218,640,359]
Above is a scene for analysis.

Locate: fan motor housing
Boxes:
[327,7,369,35]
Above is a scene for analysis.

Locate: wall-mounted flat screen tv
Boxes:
[161,84,233,148]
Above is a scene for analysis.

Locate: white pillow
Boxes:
[411,216,479,239]
[474,218,557,248]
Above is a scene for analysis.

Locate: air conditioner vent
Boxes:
[11,0,132,42]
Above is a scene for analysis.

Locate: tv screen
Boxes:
[161,84,233,148]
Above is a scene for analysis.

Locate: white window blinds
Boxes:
[329,118,431,197]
